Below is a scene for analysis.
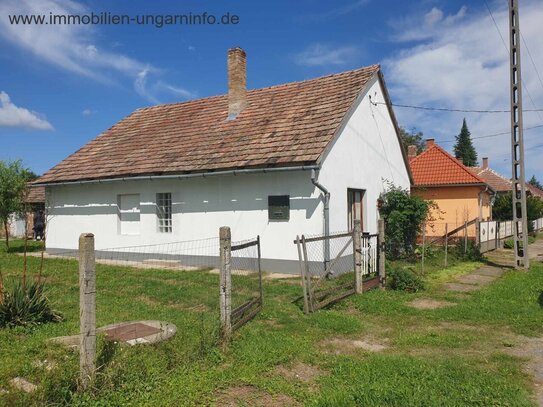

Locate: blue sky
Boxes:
[1,0,542,181]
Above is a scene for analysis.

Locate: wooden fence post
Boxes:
[378,219,385,289]
[354,220,362,294]
[79,233,96,390]
[444,223,448,268]
[464,221,468,253]
[219,226,232,341]
[421,224,426,274]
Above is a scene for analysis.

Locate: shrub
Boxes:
[503,236,536,250]
[387,268,425,293]
[379,183,434,260]
[0,280,62,328]
[452,240,483,261]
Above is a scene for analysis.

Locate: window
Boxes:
[347,189,365,231]
[156,193,172,233]
[268,195,290,221]
[118,194,140,235]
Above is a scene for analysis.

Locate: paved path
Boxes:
[443,264,505,293]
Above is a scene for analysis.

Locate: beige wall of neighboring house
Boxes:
[413,186,492,237]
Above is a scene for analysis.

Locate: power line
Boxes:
[483,0,543,124]
[521,33,543,96]
[370,100,543,113]
[438,124,543,144]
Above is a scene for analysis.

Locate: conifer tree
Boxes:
[453,118,478,166]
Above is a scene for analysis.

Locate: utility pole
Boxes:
[508,0,529,269]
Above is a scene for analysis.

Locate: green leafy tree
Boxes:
[379,184,434,259]
[453,119,478,166]
[528,175,543,190]
[399,127,425,154]
[492,192,543,232]
[0,160,33,249]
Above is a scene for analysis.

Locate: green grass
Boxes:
[0,241,542,406]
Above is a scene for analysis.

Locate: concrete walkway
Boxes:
[443,265,505,293]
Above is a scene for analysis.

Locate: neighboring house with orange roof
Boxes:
[470,158,543,200]
[34,48,412,272]
[469,158,512,196]
[408,139,494,238]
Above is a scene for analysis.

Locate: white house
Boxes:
[35,48,411,273]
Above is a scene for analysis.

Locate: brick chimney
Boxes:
[408,145,417,160]
[426,138,435,149]
[227,47,247,119]
[482,157,488,169]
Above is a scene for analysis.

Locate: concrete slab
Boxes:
[443,283,480,293]
[456,274,496,285]
[407,298,456,310]
[51,320,176,347]
[472,267,504,277]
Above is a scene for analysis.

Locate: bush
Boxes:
[379,184,434,260]
[452,240,483,261]
[503,236,536,249]
[0,280,62,328]
[387,268,425,293]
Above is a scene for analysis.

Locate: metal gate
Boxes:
[230,237,263,331]
[294,222,383,314]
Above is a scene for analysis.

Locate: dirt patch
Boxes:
[505,336,543,406]
[408,298,456,310]
[322,337,389,354]
[274,361,322,383]
[215,385,299,406]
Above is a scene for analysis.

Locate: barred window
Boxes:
[156,193,172,233]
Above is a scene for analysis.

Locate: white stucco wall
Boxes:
[318,75,411,234]
[45,73,410,271]
[46,171,323,264]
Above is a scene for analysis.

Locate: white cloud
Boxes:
[383,0,543,179]
[391,6,468,42]
[301,0,370,22]
[295,43,360,67]
[0,91,53,130]
[82,108,95,116]
[0,0,193,103]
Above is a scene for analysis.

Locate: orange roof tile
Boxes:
[410,143,487,187]
[37,65,386,184]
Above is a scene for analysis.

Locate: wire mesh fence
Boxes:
[21,230,263,358]
[295,223,383,313]
[230,237,262,331]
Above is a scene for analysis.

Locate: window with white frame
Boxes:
[156,193,172,233]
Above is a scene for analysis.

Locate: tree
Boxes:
[492,192,543,232]
[379,183,433,259]
[399,127,425,154]
[528,175,543,190]
[0,160,33,250]
[453,119,478,166]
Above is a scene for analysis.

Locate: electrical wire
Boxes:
[370,100,543,113]
[438,124,543,144]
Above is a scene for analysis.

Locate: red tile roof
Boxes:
[24,185,45,204]
[37,65,389,184]
[410,143,487,187]
[527,183,543,199]
[469,166,512,193]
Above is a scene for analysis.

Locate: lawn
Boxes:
[1,240,542,406]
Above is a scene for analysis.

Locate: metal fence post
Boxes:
[296,236,310,314]
[444,223,448,268]
[79,233,96,390]
[219,226,232,341]
[353,220,363,294]
[378,219,385,289]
